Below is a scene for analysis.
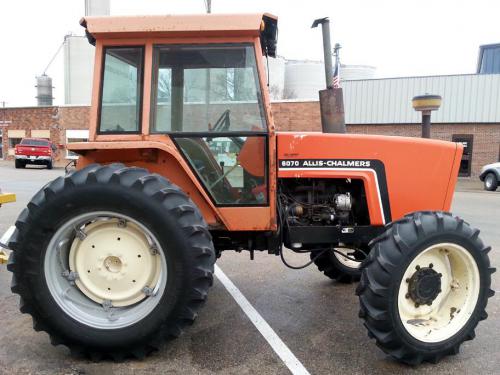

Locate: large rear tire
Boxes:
[356,211,495,365]
[7,163,216,360]
[311,247,362,283]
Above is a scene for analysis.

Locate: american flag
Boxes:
[332,44,341,88]
[332,62,340,88]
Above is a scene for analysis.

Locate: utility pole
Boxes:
[205,0,211,13]
[1,101,6,160]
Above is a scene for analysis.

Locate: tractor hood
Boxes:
[277,132,463,224]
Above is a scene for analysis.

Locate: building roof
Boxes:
[80,13,276,41]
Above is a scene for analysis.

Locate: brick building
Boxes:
[0,106,90,164]
[1,101,499,177]
[272,101,500,177]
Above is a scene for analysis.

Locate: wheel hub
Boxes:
[398,243,481,343]
[104,256,123,273]
[68,219,161,307]
[407,266,442,306]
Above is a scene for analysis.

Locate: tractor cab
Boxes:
[71,14,279,229]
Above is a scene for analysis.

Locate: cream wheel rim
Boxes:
[332,247,362,269]
[69,219,161,307]
[397,243,480,343]
[44,211,167,330]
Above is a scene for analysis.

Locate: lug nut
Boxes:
[405,278,410,283]
[416,265,420,270]
[438,273,442,277]
[415,303,420,308]
[429,263,433,268]
[405,293,410,299]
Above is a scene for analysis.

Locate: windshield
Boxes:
[151,44,267,133]
[20,139,49,146]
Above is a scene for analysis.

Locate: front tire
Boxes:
[483,173,498,191]
[47,160,53,170]
[7,163,216,360]
[356,211,495,365]
[15,160,25,169]
[311,247,362,283]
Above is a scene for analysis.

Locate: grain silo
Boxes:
[64,0,110,105]
[85,0,110,16]
[264,56,286,100]
[284,60,324,100]
[35,75,54,106]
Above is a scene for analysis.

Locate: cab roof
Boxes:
[80,13,277,41]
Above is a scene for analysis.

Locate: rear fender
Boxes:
[69,139,223,228]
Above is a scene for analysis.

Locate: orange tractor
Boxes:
[3,13,494,364]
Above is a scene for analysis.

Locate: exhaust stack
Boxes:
[312,18,346,134]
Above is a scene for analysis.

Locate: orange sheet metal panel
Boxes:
[69,137,277,231]
[277,132,461,224]
[81,13,276,40]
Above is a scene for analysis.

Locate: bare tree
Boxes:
[282,87,297,100]
[268,84,283,100]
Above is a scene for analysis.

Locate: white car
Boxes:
[479,162,500,191]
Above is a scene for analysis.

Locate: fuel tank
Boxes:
[277,132,463,225]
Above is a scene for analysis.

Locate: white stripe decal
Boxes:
[215,265,311,375]
[278,167,386,224]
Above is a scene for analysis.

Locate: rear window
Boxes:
[20,139,50,147]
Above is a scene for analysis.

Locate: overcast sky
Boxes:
[1,0,499,107]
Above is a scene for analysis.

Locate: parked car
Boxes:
[479,162,500,191]
[14,138,56,169]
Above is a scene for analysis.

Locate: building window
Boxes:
[66,130,89,159]
[31,129,50,139]
[452,134,473,177]
[8,138,22,149]
[478,44,500,74]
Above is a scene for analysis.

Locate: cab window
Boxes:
[175,135,267,205]
[150,44,267,133]
[99,47,144,133]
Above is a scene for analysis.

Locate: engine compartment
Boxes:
[278,178,370,228]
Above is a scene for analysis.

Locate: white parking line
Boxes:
[214,264,310,375]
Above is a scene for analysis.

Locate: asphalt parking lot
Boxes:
[0,163,498,375]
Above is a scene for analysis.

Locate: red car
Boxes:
[14,138,56,169]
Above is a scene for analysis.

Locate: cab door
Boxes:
[148,42,275,230]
